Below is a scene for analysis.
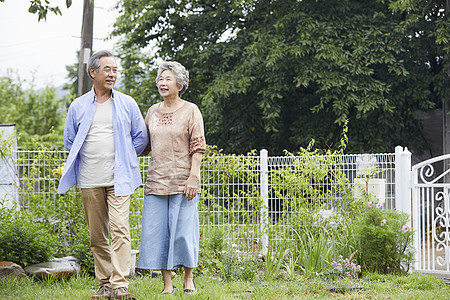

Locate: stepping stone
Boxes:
[0,261,27,280]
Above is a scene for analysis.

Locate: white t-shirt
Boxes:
[78,98,115,188]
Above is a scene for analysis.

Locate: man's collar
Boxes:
[89,87,115,103]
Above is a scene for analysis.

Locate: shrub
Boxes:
[221,254,259,281]
[17,147,95,274]
[354,200,413,274]
[0,207,59,267]
[69,224,94,275]
[207,227,225,253]
[197,227,225,276]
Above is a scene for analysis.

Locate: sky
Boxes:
[0,0,120,89]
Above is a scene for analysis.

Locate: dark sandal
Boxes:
[160,285,176,295]
[183,279,196,295]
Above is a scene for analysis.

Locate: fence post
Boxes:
[394,146,412,217]
[395,145,415,272]
[260,149,269,254]
[394,146,402,211]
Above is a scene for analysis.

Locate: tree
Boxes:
[112,0,449,154]
[0,71,64,149]
[0,0,73,21]
[63,59,78,95]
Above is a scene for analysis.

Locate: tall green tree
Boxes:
[112,0,449,154]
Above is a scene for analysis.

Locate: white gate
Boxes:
[404,148,450,274]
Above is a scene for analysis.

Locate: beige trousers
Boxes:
[81,186,131,289]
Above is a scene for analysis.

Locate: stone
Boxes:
[0,261,27,280]
[24,257,81,280]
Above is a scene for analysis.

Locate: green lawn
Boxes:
[1,272,449,299]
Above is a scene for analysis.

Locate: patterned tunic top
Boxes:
[143,100,206,195]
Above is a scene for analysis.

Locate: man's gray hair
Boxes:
[87,50,115,79]
[156,61,189,96]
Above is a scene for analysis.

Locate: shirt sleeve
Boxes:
[63,103,77,152]
[140,107,152,156]
[130,100,149,156]
[189,105,206,155]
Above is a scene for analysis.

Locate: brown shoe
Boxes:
[112,287,136,299]
[91,285,111,299]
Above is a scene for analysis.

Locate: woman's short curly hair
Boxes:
[156,61,189,96]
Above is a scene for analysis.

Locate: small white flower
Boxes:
[232,243,238,248]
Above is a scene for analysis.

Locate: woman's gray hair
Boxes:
[156,61,189,96]
[87,50,115,79]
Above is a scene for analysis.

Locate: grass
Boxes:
[1,272,449,299]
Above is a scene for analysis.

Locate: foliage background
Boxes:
[111,0,449,155]
[0,71,66,150]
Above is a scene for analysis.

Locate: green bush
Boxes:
[0,208,59,267]
[69,223,94,275]
[206,227,225,253]
[197,227,225,276]
[16,147,95,274]
[221,254,259,281]
[354,200,413,274]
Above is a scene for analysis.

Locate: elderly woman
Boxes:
[138,61,206,295]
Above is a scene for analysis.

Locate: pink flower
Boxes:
[368,201,373,208]
[376,202,383,208]
[402,225,408,232]
[380,219,387,226]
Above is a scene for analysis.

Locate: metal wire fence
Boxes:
[11,150,396,252]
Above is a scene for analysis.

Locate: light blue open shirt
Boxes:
[57,88,149,196]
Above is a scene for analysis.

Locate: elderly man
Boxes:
[58,50,148,299]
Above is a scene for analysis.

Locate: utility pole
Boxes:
[77,0,94,97]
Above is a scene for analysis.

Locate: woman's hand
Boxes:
[184,175,200,201]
